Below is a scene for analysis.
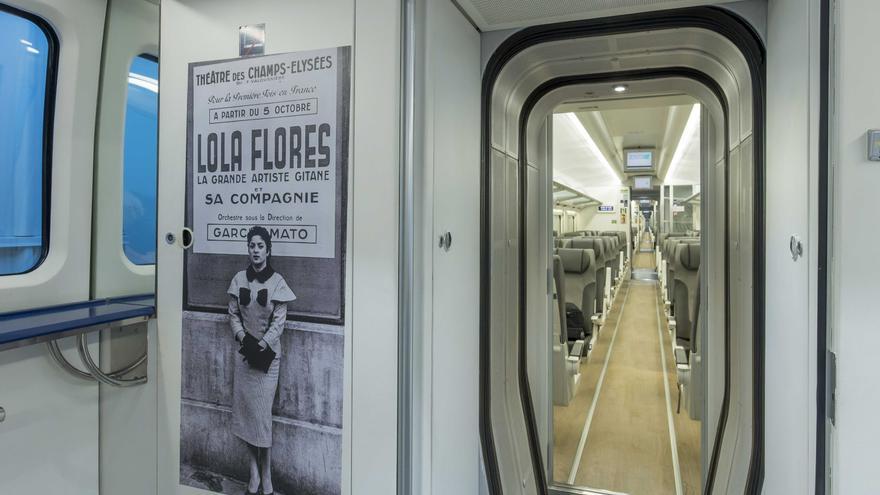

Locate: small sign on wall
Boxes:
[239,24,266,56]
[598,205,615,213]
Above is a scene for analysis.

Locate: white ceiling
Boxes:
[602,106,669,151]
[552,95,701,193]
[453,0,739,31]
[553,112,621,191]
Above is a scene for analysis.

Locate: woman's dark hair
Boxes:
[246,225,272,255]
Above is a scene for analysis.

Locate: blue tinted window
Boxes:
[122,55,158,265]
[0,8,52,275]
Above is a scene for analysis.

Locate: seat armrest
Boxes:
[674,346,688,366]
[570,340,585,359]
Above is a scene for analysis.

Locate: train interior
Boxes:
[1,0,878,494]
[549,95,706,495]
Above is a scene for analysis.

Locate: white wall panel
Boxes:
[93,2,160,493]
[831,0,880,492]
[764,0,820,492]
[350,0,400,492]
[157,2,400,494]
[420,1,482,493]
[0,1,107,494]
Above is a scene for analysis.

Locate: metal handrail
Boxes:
[46,334,148,387]
[75,334,147,387]
[46,340,93,381]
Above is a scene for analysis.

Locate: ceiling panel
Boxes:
[454,0,739,31]
[601,106,669,150]
[553,113,621,190]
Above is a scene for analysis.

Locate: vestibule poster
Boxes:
[179,46,350,495]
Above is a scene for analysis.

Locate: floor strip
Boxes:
[566,285,632,485]
[654,282,684,495]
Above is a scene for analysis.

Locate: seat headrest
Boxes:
[679,243,701,270]
[601,237,617,251]
[555,238,572,248]
[558,248,593,273]
[569,238,603,257]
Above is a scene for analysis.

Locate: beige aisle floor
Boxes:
[552,242,701,495]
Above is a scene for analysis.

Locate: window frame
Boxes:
[0,3,59,276]
[121,52,159,267]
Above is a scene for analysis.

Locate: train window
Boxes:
[122,54,158,265]
[0,7,54,276]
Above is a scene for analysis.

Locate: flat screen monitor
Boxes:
[625,149,655,171]
[633,176,652,190]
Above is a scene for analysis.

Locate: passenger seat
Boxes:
[551,256,580,406]
[671,242,701,352]
[568,238,608,322]
[557,248,598,356]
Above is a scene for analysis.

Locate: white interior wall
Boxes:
[831,1,880,492]
[703,113,726,483]
[414,1,482,494]
[764,0,821,492]
[574,187,627,232]
[0,1,106,493]
[92,1,159,493]
[525,118,552,472]
[156,2,400,495]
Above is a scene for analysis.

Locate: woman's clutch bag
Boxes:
[239,333,276,373]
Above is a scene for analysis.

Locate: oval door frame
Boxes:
[479,7,766,494]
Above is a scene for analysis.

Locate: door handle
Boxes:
[789,234,803,261]
[438,232,452,252]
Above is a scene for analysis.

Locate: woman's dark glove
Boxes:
[240,333,262,357]
[237,333,275,373]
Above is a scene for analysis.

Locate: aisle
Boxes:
[552,242,701,494]
[570,279,675,493]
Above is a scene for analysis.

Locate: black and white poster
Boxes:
[179,46,349,495]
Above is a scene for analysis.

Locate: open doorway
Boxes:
[549,95,706,494]
[478,8,765,495]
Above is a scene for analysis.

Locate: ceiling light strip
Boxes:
[663,104,700,183]
[564,112,621,185]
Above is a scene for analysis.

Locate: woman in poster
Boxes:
[227,226,296,495]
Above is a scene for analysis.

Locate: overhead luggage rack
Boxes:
[552,181,600,210]
[0,295,154,386]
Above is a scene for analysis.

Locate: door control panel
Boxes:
[868,129,880,161]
